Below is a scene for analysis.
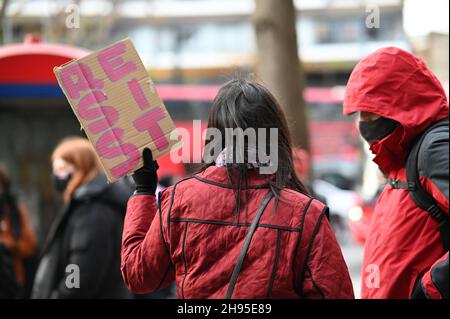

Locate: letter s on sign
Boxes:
[76,91,119,134]
[96,128,140,179]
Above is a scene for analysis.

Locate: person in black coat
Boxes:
[31,137,132,299]
[0,243,18,298]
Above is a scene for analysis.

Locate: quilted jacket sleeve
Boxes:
[121,193,174,294]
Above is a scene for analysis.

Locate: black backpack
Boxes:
[389,118,449,251]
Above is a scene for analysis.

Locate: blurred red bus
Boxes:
[157,85,361,181]
[0,40,361,182]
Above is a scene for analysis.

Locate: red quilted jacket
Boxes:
[121,166,354,299]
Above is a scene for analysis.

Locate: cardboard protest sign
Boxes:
[54,38,181,182]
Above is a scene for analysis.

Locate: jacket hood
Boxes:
[343,47,449,173]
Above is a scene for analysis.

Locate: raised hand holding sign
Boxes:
[54,38,181,182]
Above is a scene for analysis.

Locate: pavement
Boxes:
[340,240,365,299]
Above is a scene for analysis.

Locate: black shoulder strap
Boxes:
[225,190,274,299]
[405,118,449,251]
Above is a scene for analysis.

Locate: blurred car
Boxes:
[313,178,362,244]
[347,200,373,245]
[313,179,362,219]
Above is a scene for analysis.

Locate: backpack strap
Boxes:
[225,190,274,299]
[405,118,449,251]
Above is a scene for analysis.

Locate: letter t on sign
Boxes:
[133,108,169,151]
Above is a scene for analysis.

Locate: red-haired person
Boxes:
[31,137,132,299]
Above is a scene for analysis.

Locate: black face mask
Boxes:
[359,117,399,143]
[51,173,72,193]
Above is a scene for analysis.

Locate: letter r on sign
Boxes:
[59,63,103,99]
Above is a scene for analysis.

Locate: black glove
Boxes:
[132,148,159,195]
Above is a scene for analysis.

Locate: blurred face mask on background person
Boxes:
[51,173,72,193]
[359,116,399,143]
[51,158,75,193]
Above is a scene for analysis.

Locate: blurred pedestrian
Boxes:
[292,148,326,202]
[292,148,352,241]
[0,243,18,298]
[31,137,132,299]
[344,47,449,299]
[0,164,37,298]
[121,79,354,299]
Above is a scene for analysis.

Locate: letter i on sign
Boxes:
[128,78,170,151]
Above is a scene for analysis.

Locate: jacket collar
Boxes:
[194,165,273,189]
[72,174,108,201]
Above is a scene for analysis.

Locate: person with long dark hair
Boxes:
[0,164,37,298]
[121,79,354,299]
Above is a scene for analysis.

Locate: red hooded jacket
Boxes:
[121,166,354,298]
[344,47,449,299]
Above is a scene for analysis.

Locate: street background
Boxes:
[0,0,448,298]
